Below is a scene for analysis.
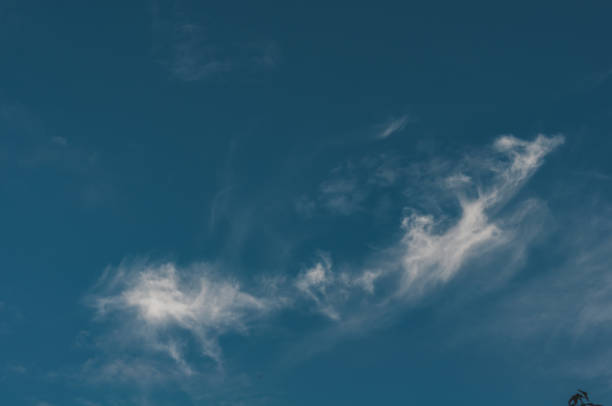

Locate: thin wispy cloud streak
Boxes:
[153,19,231,81]
[377,115,410,139]
[151,2,279,81]
[302,154,404,216]
[438,201,612,389]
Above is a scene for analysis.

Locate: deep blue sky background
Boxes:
[2,1,612,405]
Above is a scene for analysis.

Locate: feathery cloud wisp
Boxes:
[377,115,410,139]
[93,262,283,364]
[397,134,564,295]
[151,5,280,81]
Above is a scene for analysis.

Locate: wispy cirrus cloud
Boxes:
[396,134,565,296]
[294,255,381,320]
[91,261,285,366]
[320,134,564,311]
[87,134,565,388]
[279,134,566,365]
[0,100,114,208]
[376,114,411,139]
[295,256,338,319]
[319,173,366,215]
[156,21,231,82]
[151,2,280,81]
[89,255,382,377]
[441,200,612,388]
[300,154,405,216]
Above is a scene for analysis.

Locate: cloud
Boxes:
[396,134,564,296]
[377,115,410,139]
[166,23,231,81]
[6,364,26,374]
[89,254,387,380]
[295,255,340,320]
[309,154,404,216]
[151,4,279,81]
[86,134,565,387]
[352,270,382,294]
[294,255,384,321]
[319,173,366,215]
[492,212,612,339]
[0,102,106,202]
[92,261,285,365]
[439,202,612,388]
[278,134,566,366]
[81,357,173,385]
[283,134,565,360]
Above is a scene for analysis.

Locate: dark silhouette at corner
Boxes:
[569,389,603,406]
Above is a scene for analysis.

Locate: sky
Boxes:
[2,1,612,405]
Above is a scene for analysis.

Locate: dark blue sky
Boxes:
[2,1,612,405]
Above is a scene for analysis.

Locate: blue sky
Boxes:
[2,1,612,405]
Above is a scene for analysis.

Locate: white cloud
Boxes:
[490,134,564,203]
[277,134,567,366]
[296,262,330,293]
[397,134,564,295]
[377,115,410,139]
[295,256,340,320]
[90,256,388,382]
[398,202,504,294]
[86,134,565,384]
[352,270,382,294]
[295,256,383,320]
[93,262,284,364]
[445,173,471,188]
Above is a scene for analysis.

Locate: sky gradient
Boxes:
[2,1,612,405]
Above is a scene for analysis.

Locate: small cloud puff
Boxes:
[295,255,383,320]
[295,256,339,320]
